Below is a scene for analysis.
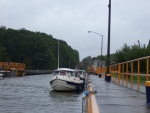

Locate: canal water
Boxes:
[0,74,82,113]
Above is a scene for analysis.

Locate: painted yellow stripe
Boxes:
[106,74,111,76]
[145,81,150,87]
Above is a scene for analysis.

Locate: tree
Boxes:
[0,27,79,70]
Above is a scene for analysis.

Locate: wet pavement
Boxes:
[90,75,150,113]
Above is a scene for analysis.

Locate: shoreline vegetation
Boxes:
[0,26,79,70]
[25,70,53,75]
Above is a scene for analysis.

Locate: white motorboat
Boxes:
[50,68,85,91]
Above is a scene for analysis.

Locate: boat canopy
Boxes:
[53,68,75,72]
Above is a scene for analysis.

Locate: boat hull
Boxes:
[50,78,84,91]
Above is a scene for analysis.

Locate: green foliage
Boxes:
[82,40,150,72]
[115,42,150,62]
[82,56,93,66]
[0,26,79,70]
[114,42,150,72]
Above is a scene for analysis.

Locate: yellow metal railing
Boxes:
[88,66,95,73]
[0,62,25,71]
[0,62,9,71]
[88,66,106,77]
[86,78,100,113]
[0,62,25,77]
[111,56,150,92]
[88,56,150,92]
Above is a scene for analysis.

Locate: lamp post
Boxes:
[88,31,103,78]
[106,0,111,82]
[88,31,103,62]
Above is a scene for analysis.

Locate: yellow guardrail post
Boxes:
[122,63,124,86]
[118,64,120,85]
[131,62,133,89]
[115,65,117,83]
[126,62,128,88]
[145,81,150,104]
[138,59,140,91]
[146,57,149,81]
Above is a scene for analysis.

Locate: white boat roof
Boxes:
[53,68,75,72]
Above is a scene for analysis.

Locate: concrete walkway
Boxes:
[90,75,150,113]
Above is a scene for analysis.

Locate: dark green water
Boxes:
[0,74,82,113]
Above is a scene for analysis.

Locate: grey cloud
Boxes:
[0,0,150,60]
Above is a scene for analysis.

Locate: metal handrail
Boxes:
[86,78,100,113]
[88,55,150,92]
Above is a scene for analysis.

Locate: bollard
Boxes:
[106,74,111,82]
[95,73,97,76]
[145,81,150,104]
[98,73,101,78]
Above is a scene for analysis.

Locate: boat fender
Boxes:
[82,91,89,99]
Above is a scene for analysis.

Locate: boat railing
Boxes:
[52,71,83,81]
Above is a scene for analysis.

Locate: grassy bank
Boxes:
[112,74,148,85]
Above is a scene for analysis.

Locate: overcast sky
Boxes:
[0,0,150,61]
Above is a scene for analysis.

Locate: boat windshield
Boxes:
[53,71,59,76]
[53,71,75,77]
[66,71,75,77]
[60,71,66,75]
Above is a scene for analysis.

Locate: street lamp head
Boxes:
[88,31,103,37]
[87,30,103,66]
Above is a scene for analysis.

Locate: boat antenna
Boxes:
[58,39,59,69]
